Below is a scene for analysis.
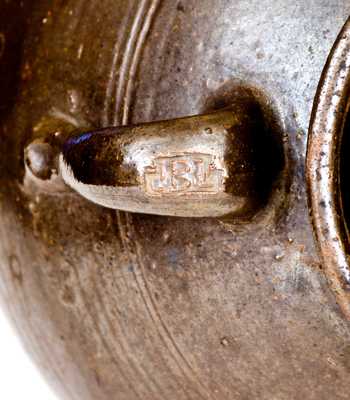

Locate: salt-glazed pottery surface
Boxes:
[2,1,350,400]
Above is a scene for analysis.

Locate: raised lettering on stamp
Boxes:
[144,153,225,196]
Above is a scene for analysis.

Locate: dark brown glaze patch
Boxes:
[62,129,139,187]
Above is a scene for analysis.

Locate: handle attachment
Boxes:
[26,98,280,218]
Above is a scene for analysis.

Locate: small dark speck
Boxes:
[316,170,322,181]
[95,371,102,387]
[339,60,347,71]
[319,200,326,208]
[167,248,181,271]
[323,29,330,39]
[322,227,329,236]
[177,2,185,12]
[256,51,264,59]
[127,265,135,273]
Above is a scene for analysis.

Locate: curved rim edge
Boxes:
[307,17,350,319]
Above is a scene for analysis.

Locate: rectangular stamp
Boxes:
[144,153,225,196]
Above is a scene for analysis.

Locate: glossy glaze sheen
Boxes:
[307,19,350,319]
[60,100,282,217]
[1,1,350,400]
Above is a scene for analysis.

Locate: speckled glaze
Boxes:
[2,1,350,400]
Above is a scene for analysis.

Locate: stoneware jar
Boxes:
[2,1,350,399]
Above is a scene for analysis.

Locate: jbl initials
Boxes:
[144,154,225,196]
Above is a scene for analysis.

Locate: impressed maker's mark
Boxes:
[144,153,225,196]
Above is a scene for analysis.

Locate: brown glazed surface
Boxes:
[59,100,283,218]
[2,1,350,399]
[307,18,350,320]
